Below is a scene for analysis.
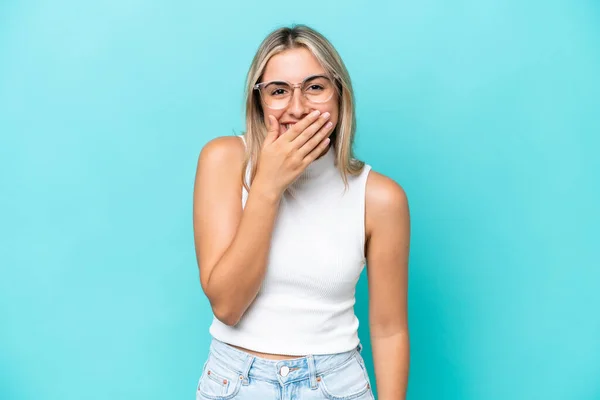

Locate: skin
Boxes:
[193,47,410,396]
[364,173,411,399]
[263,46,339,158]
[231,47,340,359]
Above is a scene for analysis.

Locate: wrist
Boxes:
[250,179,282,204]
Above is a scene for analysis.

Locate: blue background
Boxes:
[1,0,599,399]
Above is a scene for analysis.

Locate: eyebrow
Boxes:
[262,73,329,84]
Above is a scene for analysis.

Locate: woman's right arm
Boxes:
[193,110,332,326]
[192,136,279,326]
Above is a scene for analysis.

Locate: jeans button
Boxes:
[280,366,290,377]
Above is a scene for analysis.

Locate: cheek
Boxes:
[265,110,285,123]
[328,99,340,126]
[314,104,339,124]
[309,107,339,132]
[329,110,340,129]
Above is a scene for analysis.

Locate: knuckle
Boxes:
[286,144,296,156]
[300,157,311,168]
[292,154,303,166]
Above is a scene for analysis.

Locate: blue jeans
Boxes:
[196,338,375,400]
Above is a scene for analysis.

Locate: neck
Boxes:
[296,144,336,182]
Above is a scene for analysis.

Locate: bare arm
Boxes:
[365,171,411,399]
[193,110,333,326]
[192,136,280,326]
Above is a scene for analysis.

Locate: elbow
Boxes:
[203,278,243,326]
[212,302,242,327]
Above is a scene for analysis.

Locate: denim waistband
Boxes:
[208,338,363,386]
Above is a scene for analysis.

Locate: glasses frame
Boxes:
[253,73,339,110]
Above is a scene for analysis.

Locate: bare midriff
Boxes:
[228,343,305,360]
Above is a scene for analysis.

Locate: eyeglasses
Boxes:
[253,74,337,110]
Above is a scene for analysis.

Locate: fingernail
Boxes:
[322,112,331,119]
[325,121,333,128]
[313,110,321,116]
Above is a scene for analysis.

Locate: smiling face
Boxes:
[260,46,339,137]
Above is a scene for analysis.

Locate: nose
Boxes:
[287,87,310,118]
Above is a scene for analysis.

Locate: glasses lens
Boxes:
[261,82,292,109]
[302,76,334,103]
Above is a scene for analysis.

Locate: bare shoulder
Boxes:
[197,135,245,169]
[193,135,247,295]
[366,170,409,215]
[365,169,410,238]
[193,134,246,209]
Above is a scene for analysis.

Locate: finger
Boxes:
[265,115,279,144]
[303,137,331,165]
[292,112,331,150]
[279,109,322,142]
[297,119,334,158]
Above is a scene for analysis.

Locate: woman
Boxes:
[193,24,410,400]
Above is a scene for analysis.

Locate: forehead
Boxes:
[262,47,327,82]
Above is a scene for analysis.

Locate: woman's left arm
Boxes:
[364,171,411,400]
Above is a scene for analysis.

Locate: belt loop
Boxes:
[307,355,318,390]
[357,342,363,353]
[240,354,255,386]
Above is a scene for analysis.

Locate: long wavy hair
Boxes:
[241,24,365,192]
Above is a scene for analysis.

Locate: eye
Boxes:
[271,88,288,96]
[306,84,325,92]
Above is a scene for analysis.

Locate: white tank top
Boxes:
[209,135,372,355]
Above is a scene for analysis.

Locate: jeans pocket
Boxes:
[196,355,242,400]
[318,354,371,400]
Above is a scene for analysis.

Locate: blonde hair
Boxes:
[241,24,365,192]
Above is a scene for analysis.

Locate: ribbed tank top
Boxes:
[209,134,372,355]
